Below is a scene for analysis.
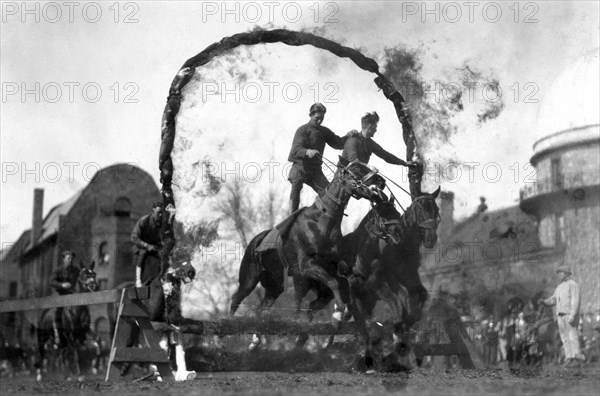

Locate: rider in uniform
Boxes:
[49,250,80,345]
[287,102,357,213]
[342,112,414,168]
[131,201,163,288]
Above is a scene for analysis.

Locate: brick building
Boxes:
[421,193,562,317]
[0,163,161,345]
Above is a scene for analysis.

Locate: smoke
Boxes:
[171,35,509,317]
[381,46,505,184]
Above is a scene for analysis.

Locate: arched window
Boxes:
[98,241,110,266]
[114,197,131,217]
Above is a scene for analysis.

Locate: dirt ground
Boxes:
[2,364,599,395]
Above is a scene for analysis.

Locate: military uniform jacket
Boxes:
[342,135,404,165]
[131,214,162,253]
[51,265,80,295]
[288,123,346,170]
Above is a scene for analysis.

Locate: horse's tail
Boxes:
[230,230,271,316]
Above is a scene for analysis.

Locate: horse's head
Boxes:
[168,261,196,284]
[404,187,441,249]
[336,157,386,202]
[78,261,98,292]
[366,197,403,245]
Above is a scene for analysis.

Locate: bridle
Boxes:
[169,262,196,284]
[404,195,441,232]
[340,161,386,200]
[315,161,386,218]
[365,202,402,244]
[78,268,98,292]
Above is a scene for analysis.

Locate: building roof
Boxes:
[442,205,541,266]
[31,191,82,249]
[1,230,31,264]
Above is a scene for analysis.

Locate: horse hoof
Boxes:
[248,334,260,351]
[332,311,343,323]
[342,307,352,321]
[36,373,42,382]
[175,370,196,381]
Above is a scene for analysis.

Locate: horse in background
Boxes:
[341,187,441,371]
[230,158,386,322]
[35,262,98,381]
[107,260,197,381]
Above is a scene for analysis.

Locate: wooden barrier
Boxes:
[0,290,482,374]
[105,287,172,381]
[177,317,356,336]
[0,287,174,381]
[177,317,482,370]
[0,289,124,312]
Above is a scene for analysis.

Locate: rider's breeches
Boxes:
[557,314,584,360]
[288,165,329,213]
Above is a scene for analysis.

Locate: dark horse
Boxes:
[342,187,440,370]
[230,158,386,320]
[35,262,98,381]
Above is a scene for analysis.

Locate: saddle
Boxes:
[255,207,307,276]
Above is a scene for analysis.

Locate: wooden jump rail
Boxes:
[0,289,483,375]
[0,287,174,381]
[0,289,134,312]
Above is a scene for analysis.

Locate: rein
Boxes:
[314,158,377,217]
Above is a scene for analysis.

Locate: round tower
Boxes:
[520,49,600,313]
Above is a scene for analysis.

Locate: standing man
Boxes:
[342,112,414,168]
[131,202,163,288]
[49,250,80,345]
[539,265,584,368]
[287,102,356,213]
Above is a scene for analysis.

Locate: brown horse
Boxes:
[35,262,98,381]
[230,158,386,321]
[341,187,441,370]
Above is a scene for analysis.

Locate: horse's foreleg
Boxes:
[258,265,284,315]
[166,328,196,382]
[307,286,334,322]
[35,329,50,381]
[302,258,346,322]
[293,276,308,316]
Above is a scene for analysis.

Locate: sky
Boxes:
[1,0,599,247]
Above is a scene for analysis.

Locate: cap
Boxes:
[309,102,327,116]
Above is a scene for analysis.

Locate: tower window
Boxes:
[551,158,562,190]
[99,242,110,266]
[114,197,131,217]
